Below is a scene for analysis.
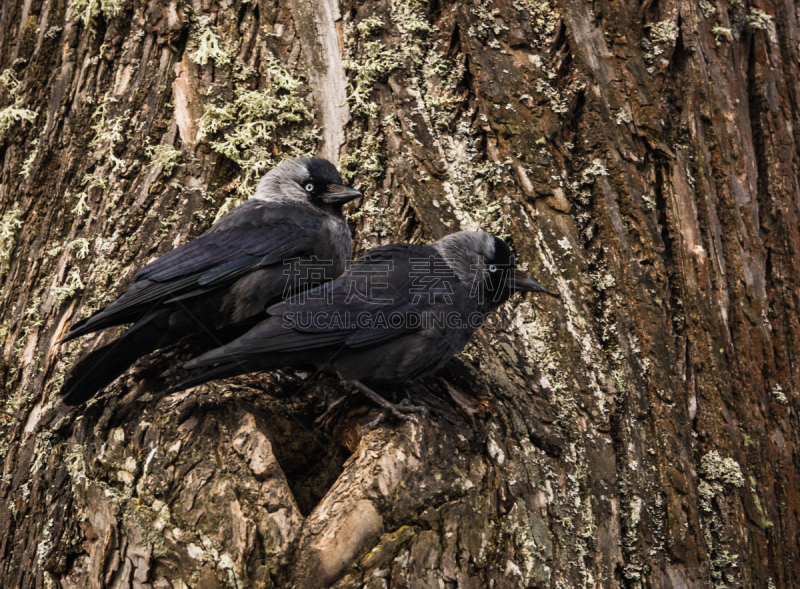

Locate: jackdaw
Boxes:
[174,231,556,422]
[58,157,361,406]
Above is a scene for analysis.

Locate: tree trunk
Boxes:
[1,0,798,586]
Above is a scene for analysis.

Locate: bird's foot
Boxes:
[360,399,429,433]
[349,381,428,433]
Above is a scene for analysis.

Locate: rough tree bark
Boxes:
[1,0,799,586]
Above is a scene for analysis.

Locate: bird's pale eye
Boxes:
[305,182,314,192]
[489,264,498,273]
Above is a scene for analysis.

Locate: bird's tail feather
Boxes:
[59,314,167,406]
[58,308,143,344]
[173,350,312,392]
[58,316,92,344]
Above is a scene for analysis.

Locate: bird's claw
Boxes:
[350,381,428,434]
[361,413,387,434]
[397,398,429,417]
[360,400,427,434]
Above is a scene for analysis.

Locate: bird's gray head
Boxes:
[434,231,555,306]
[253,157,362,210]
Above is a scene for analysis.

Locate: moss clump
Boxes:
[710,550,739,578]
[571,158,608,204]
[356,15,385,36]
[343,41,402,117]
[146,144,181,175]
[349,194,392,240]
[698,0,716,18]
[72,192,90,216]
[534,78,569,115]
[581,159,609,183]
[648,20,680,45]
[712,26,732,44]
[190,29,231,67]
[700,451,745,487]
[197,56,317,196]
[20,135,39,178]
[771,384,788,405]
[68,0,121,30]
[0,320,9,347]
[0,103,36,144]
[89,94,126,171]
[89,93,117,138]
[82,173,107,192]
[0,67,35,144]
[68,238,91,259]
[0,69,20,93]
[391,0,434,36]
[93,120,125,170]
[339,128,384,186]
[21,297,42,336]
[421,51,465,117]
[513,0,560,41]
[427,115,514,238]
[641,21,679,72]
[468,5,508,40]
[340,129,386,248]
[196,102,235,138]
[747,9,773,31]
[0,206,23,275]
[54,267,85,306]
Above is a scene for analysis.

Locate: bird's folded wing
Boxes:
[183,319,348,368]
[267,243,436,316]
[190,243,462,362]
[63,216,321,340]
[134,222,317,282]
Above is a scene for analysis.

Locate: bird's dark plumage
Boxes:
[174,231,556,393]
[59,157,361,406]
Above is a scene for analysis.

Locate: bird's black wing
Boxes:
[63,201,325,341]
[275,243,453,345]
[185,243,462,367]
[133,200,323,283]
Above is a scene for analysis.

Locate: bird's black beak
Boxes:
[507,269,559,297]
[321,184,362,204]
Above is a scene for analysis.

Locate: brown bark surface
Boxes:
[1,0,799,587]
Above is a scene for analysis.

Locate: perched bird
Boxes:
[174,231,557,424]
[58,157,361,406]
